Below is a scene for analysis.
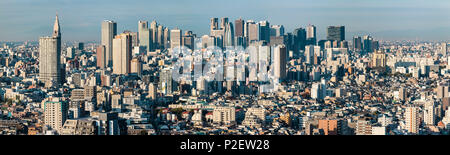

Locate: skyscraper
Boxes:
[306,24,316,39]
[138,21,151,53]
[235,18,244,37]
[182,31,194,50]
[210,18,219,33]
[273,45,287,80]
[293,27,306,52]
[170,28,182,49]
[112,33,132,75]
[247,21,259,43]
[163,27,170,49]
[39,14,62,85]
[326,26,345,41]
[224,22,234,47]
[363,35,373,53]
[353,36,362,52]
[220,17,229,30]
[259,21,270,43]
[150,20,158,51]
[101,20,117,67]
[270,25,284,37]
[96,45,106,69]
[157,25,164,49]
[306,24,316,45]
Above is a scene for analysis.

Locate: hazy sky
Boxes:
[0,0,449,42]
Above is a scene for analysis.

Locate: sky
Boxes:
[0,0,449,42]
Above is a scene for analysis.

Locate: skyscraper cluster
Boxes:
[0,13,444,136]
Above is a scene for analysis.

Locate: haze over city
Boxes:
[1,0,449,41]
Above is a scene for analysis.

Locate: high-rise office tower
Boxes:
[123,30,138,47]
[101,20,117,67]
[363,35,373,53]
[220,17,229,30]
[259,21,270,43]
[77,42,84,50]
[244,20,254,38]
[138,21,151,53]
[293,27,306,52]
[306,24,316,45]
[182,31,194,50]
[353,36,362,52]
[247,21,259,43]
[224,22,234,47]
[138,20,147,42]
[273,45,287,80]
[306,24,316,39]
[44,99,68,133]
[170,28,182,49]
[326,26,345,41]
[163,27,170,49]
[96,45,106,69]
[112,33,132,75]
[235,18,244,37]
[150,21,158,50]
[270,25,284,37]
[210,18,219,33]
[39,14,62,85]
[157,25,164,49]
[404,106,419,134]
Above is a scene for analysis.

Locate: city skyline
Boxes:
[2,0,450,138]
[1,0,450,42]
